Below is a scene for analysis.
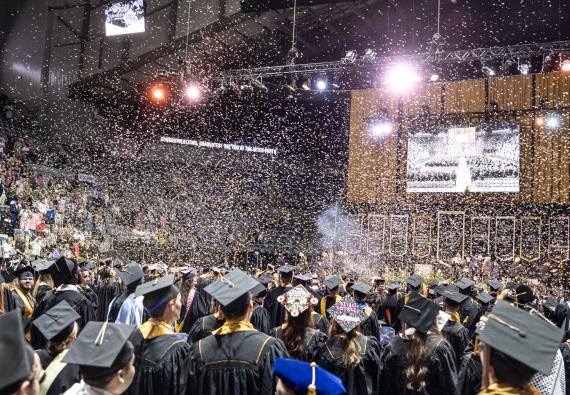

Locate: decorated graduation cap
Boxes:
[135,274,178,314]
[204,268,260,307]
[49,256,78,286]
[116,262,145,288]
[477,300,562,375]
[442,289,468,307]
[327,296,368,333]
[398,291,440,333]
[407,274,423,289]
[487,279,503,292]
[277,264,295,275]
[277,285,318,318]
[32,300,80,342]
[63,321,136,380]
[273,358,346,395]
[351,282,373,296]
[13,259,34,278]
[0,309,34,392]
[324,275,342,291]
[476,291,496,306]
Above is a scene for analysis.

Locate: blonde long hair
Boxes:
[32,273,54,300]
[405,323,441,392]
[328,319,362,368]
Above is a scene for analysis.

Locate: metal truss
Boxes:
[212,40,570,82]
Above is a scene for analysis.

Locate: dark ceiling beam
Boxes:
[55,13,83,40]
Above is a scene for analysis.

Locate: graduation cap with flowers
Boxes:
[277,285,319,317]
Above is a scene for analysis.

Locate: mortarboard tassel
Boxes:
[307,362,317,395]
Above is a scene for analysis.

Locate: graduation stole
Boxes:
[139,318,175,340]
[448,311,461,323]
[478,383,541,395]
[212,320,256,336]
[13,287,35,317]
[320,295,341,317]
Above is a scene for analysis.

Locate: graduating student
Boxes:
[264,264,295,328]
[0,310,43,395]
[31,257,96,349]
[250,275,271,334]
[351,282,380,340]
[441,289,471,368]
[78,261,98,312]
[270,285,327,362]
[318,275,342,319]
[33,301,81,395]
[31,259,54,303]
[316,296,382,395]
[189,269,289,395]
[187,299,225,343]
[377,283,402,331]
[95,260,120,321]
[11,260,36,338]
[380,292,458,395]
[108,262,145,325]
[63,321,137,395]
[177,266,209,334]
[477,300,563,395]
[455,278,480,335]
[0,269,17,314]
[127,274,192,395]
[273,358,347,395]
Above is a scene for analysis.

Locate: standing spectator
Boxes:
[9,197,20,231]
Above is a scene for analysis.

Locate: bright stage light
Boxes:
[535,117,544,127]
[482,65,496,76]
[384,63,420,94]
[518,59,531,75]
[316,79,328,91]
[561,60,570,73]
[430,74,439,82]
[147,83,170,104]
[370,120,393,137]
[546,116,560,129]
[185,84,201,100]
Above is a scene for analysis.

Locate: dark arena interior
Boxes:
[0,1,570,394]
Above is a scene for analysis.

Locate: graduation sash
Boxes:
[320,295,341,317]
[39,350,69,395]
[212,320,256,336]
[14,287,35,317]
[139,318,175,340]
[477,383,541,395]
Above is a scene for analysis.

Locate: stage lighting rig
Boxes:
[147,82,170,105]
[560,53,570,72]
[362,49,377,63]
[315,77,328,91]
[341,50,357,64]
[384,63,420,94]
[518,59,531,75]
[481,62,496,76]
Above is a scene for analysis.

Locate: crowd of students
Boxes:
[0,254,569,395]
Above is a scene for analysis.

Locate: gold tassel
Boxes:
[473,336,479,356]
[307,362,317,395]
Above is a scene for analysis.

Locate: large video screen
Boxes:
[406,124,520,193]
[105,0,145,36]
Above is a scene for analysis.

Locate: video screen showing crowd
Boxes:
[1,254,570,395]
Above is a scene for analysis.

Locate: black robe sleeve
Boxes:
[45,363,81,395]
[360,308,380,341]
[95,282,120,321]
[264,288,288,329]
[442,322,471,368]
[311,312,329,334]
[457,353,482,395]
[250,305,271,335]
[430,339,460,395]
[180,292,209,334]
[2,285,16,313]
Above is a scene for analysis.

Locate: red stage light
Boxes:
[147,83,170,104]
[535,117,544,127]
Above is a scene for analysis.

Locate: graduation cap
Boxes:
[351,282,373,296]
[487,279,503,292]
[180,266,197,280]
[476,300,562,375]
[135,274,178,314]
[32,300,80,342]
[434,284,448,297]
[116,262,145,288]
[514,284,535,306]
[273,358,346,395]
[327,296,368,333]
[407,274,423,289]
[79,260,96,272]
[63,321,136,380]
[294,274,312,285]
[257,274,272,286]
[345,271,358,281]
[442,290,468,307]
[543,298,558,314]
[204,269,260,307]
[277,285,318,318]
[476,292,495,305]
[324,275,342,291]
[455,278,476,293]
[49,256,77,287]
[277,265,295,275]
[0,267,15,283]
[398,291,440,333]
[32,259,53,274]
[13,259,34,277]
[387,283,400,293]
[0,309,34,392]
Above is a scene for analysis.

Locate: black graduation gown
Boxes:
[30,288,96,349]
[1,285,16,312]
[127,334,192,395]
[380,334,459,395]
[107,290,131,322]
[251,305,271,334]
[441,320,470,368]
[189,329,289,395]
[316,334,381,395]
[360,306,380,341]
[35,284,52,303]
[377,293,401,331]
[457,352,482,395]
[317,295,339,319]
[312,311,329,334]
[270,326,327,362]
[458,298,480,336]
[195,276,214,313]
[12,290,34,333]
[179,291,209,334]
[82,286,99,313]
[264,285,293,328]
[187,314,225,343]
[36,349,81,395]
[95,281,120,321]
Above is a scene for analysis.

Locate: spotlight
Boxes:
[370,120,393,137]
[430,73,440,82]
[315,77,328,91]
[384,63,420,94]
[518,59,531,75]
[561,53,570,73]
[184,84,201,100]
[300,76,311,91]
[362,49,377,62]
[481,64,496,77]
[546,115,560,129]
[147,82,170,104]
[286,75,297,91]
[341,50,357,64]
[240,81,253,91]
[500,58,515,73]
[542,52,554,73]
[535,117,544,127]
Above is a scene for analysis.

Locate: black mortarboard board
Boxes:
[407,274,423,289]
[32,300,80,342]
[204,269,260,307]
[63,321,136,379]
[514,284,535,306]
[476,292,495,305]
[487,280,503,292]
[505,282,517,290]
[0,268,15,283]
[345,271,358,281]
[434,284,448,297]
[116,262,145,287]
[0,309,33,391]
[544,298,558,313]
[351,282,372,295]
[251,277,267,297]
[13,259,34,277]
[257,274,272,285]
[49,256,77,286]
[135,274,178,314]
[294,274,312,285]
[477,300,562,375]
[180,266,197,280]
[455,278,475,292]
[325,275,342,290]
[79,260,96,272]
[277,265,295,275]
[32,259,53,274]
[387,283,399,293]
[398,291,440,333]
[327,296,368,333]
[443,289,468,306]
